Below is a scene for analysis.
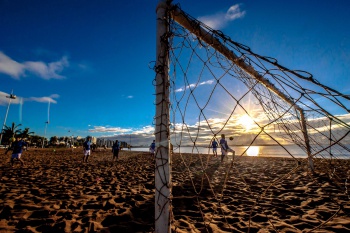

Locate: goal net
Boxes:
[155,2,350,232]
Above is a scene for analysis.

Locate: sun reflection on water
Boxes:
[246,146,260,156]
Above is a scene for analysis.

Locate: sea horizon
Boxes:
[129,144,350,159]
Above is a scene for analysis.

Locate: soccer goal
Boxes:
[155,1,350,232]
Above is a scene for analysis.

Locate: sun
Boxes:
[238,114,255,131]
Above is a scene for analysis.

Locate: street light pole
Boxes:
[0,90,17,145]
[68,130,74,150]
[42,100,51,148]
[72,134,74,150]
[42,121,49,148]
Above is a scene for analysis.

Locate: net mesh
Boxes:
[155,3,350,232]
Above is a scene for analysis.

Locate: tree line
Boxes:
[1,122,84,147]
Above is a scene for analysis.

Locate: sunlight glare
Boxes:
[238,114,255,131]
[246,146,259,156]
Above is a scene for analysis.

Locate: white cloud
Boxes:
[0,51,69,80]
[89,126,132,133]
[0,92,59,105]
[121,95,134,99]
[198,4,246,30]
[88,113,350,147]
[88,125,155,136]
[199,80,214,86]
[225,4,246,21]
[25,94,59,104]
[132,125,154,134]
[175,79,215,92]
[0,52,25,79]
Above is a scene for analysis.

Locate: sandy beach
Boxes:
[0,148,350,232]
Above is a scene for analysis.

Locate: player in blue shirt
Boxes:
[112,140,120,161]
[149,140,156,156]
[83,136,92,163]
[219,134,235,162]
[5,136,27,167]
[211,134,219,158]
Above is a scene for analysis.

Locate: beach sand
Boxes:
[0,148,349,232]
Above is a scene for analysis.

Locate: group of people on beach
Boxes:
[4,135,129,167]
[211,134,235,162]
[5,134,234,167]
[149,134,235,162]
[82,136,121,163]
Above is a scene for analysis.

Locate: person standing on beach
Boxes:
[83,136,92,163]
[112,140,120,161]
[5,136,27,167]
[149,140,156,156]
[219,134,235,162]
[210,134,219,158]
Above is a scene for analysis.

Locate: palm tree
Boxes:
[49,136,58,146]
[19,127,34,141]
[1,122,22,145]
[58,137,64,144]
[30,135,44,147]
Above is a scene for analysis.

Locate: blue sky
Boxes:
[0,0,349,145]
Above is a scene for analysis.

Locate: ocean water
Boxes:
[130,144,350,159]
[131,145,305,158]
